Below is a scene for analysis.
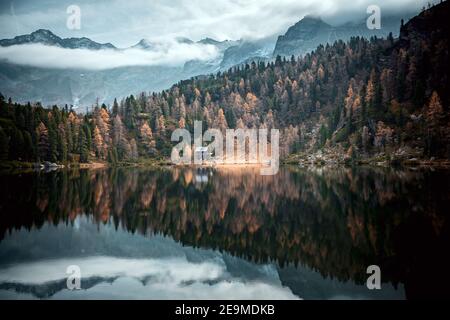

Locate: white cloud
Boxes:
[0,42,219,70]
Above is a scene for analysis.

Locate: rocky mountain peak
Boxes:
[0,29,116,50]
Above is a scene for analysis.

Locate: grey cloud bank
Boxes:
[0,41,220,70]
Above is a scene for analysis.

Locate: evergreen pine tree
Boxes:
[0,126,9,161]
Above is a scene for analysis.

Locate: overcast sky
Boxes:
[0,0,429,47]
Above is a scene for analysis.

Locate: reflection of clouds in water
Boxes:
[53,277,299,300]
[0,256,299,299]
[0,256,223,284]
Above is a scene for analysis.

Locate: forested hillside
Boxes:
[0,1,449,166]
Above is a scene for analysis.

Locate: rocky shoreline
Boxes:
[2,153,450,174]
[285,147,450,168]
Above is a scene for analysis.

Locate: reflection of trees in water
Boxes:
[0,167,449,291]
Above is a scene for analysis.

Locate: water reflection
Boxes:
[0,166,449,299]
[0,217,298,300]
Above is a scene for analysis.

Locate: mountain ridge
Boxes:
[0,29,116,50]
[0,29,237,52]
[0,10,422,108]
[273,13,414,57]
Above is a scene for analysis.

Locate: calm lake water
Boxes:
[0,166,449,299]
